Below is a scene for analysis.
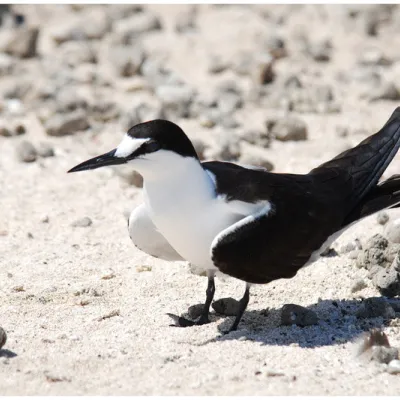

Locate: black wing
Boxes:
[204,108,400,284]
[204,162,348,284]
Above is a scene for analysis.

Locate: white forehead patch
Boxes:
[114,135,149,158]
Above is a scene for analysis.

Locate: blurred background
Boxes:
[1,4,400,182]
[2,6,400,395]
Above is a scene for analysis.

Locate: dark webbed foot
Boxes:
[167,274,215,328]
[167,312,210,327]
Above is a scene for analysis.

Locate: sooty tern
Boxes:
[69,108,400,332]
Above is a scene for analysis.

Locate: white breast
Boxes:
[143,171,239,270]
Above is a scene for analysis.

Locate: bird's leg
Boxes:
[167,271,216,327]
[225,283,251,333]
[197,271,215,324]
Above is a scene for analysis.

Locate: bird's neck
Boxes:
[142,156,215,213]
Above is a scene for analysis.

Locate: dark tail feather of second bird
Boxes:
[313,107,400,226]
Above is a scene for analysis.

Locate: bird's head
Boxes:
[68,120,199,179]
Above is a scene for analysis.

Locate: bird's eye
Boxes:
[146,140,161,152]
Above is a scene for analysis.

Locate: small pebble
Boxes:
[388,359,400,374]
[212,297,240,316]
[377,211,389,226]
[384,218,400,244]
[372,265,400,298]
[369,345,399,364]
[101,272,116,280]
[0,123,12,137]
[16,140,37,162]
[0,327,7,349]
[71,217,92,227]
[37,142,55,158]
[281,304,318,327]
[351,279,367,293]
[356,297,395,319]
[135,265,152,272]
[268,117,308,142]
[188,303,204,319]
[97,309,120,321]
[12,285,25,292]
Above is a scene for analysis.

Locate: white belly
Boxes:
[147,199,239,269]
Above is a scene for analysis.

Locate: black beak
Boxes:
[68,149,127,173]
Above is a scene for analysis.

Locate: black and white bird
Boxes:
[69,108,400,332]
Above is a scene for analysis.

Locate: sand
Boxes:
[1,4,400,395]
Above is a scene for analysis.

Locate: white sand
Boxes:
[1,4,400,395]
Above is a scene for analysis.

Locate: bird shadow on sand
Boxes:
[0,349,17,358]
[202,296,400,348]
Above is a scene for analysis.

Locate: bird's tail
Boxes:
[312,107,400,212]
[343,174,400,226]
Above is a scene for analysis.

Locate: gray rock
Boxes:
[239,146,274,171]
[377,211,389,226]
[58,42,97,66]
[0,326,6,349]
[351,279,368,293]
[369,82,400,102]
[208,55,230,74]
[115,169,143,188]
[71,217,92,228]
[238,129,270,148]
[90,100,120,122]
[308,39,332,62]
[156,84,195,119]
[56,89,88,113]
[369,346,399,364]
[256,59,275,85]
[51,10,109,44]
[373,264,400,298]
[358,48,392,66]
[16,140,37,163]
[268,117,308,142]
[0,53,14,75]
[187,303,204,319]
[388,359,400,374]
[356,297,395,319]
[45,110,90,137]
[0,122,11,137]
[356,234,389,270]
[111,45,146,77]
[212,297,240,316]
[4,27,39,58]
[284,75,302,90]
[120,103,165,131]
[37,142,55,158]
[3,79,32,100]
[280,304,318,327]
[114,11,162,44]
[80,9,110,40]
[191,138,208,160]
[340,239,362,254]
[175,7,197,33]
[385,218,400,244]
[231,51,254,76]
[207,132,241,161]
[263,35,287,59]
[217,91,243,114]
[106,5,143,21]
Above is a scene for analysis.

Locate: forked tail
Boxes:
[312,107,400,213]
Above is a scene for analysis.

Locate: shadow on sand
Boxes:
[204,296,400,348]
